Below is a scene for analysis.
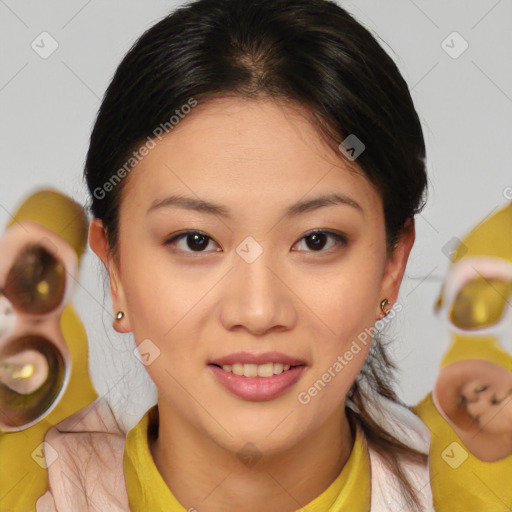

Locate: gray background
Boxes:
[1,0,510,431]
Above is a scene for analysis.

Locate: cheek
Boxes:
[314,252,384,345]
[119,245,210,376]
[119,240,184,340]
[295,255,383,411]
[123,271,170,336]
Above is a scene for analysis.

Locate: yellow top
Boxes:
[124,405,371,512]
[413,392,512,512]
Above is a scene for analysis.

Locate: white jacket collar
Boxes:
[347,386,435,511]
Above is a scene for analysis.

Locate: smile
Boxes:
[208,363,306,401]
[212,362,295,377]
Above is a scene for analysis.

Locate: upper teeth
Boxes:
[222,363,292,377]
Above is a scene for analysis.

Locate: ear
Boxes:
[88,218,131,333]
[378,217,415,316]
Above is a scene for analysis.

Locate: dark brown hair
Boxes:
[84,0,429,509]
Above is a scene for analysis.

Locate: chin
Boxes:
[224,431,302,461]
[202,414,307,457]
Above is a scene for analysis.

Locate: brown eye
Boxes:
[294,230,347,253]
[184,233,211,251]
[164,231,220,253]
[3,244,66,315]
[305,232,329,250]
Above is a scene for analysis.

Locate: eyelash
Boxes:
[163,229,348,256]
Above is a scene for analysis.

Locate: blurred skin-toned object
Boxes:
[0,189,98,512]
[413,201,512,511]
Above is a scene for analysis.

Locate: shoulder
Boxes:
[35,398,130,512]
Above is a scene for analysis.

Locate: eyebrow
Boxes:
[146,192,364,219]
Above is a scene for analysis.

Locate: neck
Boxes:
[149,400,355,512]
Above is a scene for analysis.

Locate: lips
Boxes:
[208,351,307,367]
[208,364,306,401]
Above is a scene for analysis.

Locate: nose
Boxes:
[219,246,297,336]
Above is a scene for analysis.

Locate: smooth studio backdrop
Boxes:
[0,0,511,431]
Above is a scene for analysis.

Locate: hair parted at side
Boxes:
[84,0,429,509]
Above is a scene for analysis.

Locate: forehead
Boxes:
[120,97,379,216]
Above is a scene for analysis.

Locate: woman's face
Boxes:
[90,97,413,455]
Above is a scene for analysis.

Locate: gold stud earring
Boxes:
[115,311,125,320]
[380,299,390,317]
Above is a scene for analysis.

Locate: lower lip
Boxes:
[208,364,306,401]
